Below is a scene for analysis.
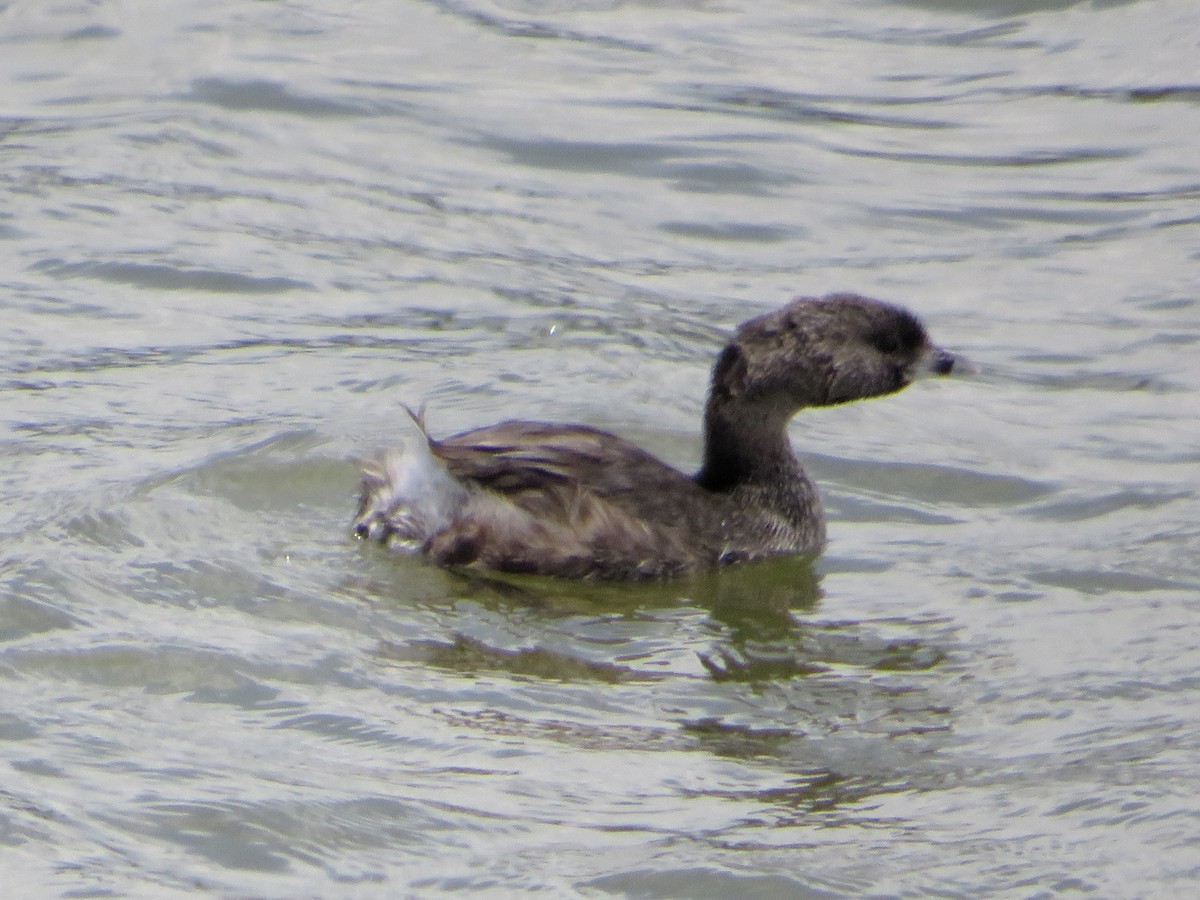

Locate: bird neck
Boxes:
[696,397,800,491]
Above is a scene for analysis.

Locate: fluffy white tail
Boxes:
[353,409,468,549]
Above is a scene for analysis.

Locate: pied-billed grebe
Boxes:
[354,293,955,580]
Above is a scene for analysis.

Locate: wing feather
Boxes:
[422,421,728,578]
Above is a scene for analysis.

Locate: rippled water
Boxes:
[2,0,1198,895]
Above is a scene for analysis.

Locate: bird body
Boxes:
[354,294,954,580]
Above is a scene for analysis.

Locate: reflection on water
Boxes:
[2,0,1199,895]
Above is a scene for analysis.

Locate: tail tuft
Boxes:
[352,411,468,550]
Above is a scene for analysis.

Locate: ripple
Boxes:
[1023,488,1191,523]
[32,258,310,293]
[1029,567,1196,595]
[701,85,959,130]
[583,868,830,900]
[3,0,1199,895]
[481,135,695,176]
[813,455,1055,508]
[659,220,796,243]
[187,77,382,118]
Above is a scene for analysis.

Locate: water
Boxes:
[2,0,1198,895]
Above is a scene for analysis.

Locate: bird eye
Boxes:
[874,332,902,354]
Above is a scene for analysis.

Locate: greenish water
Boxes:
[2,0,1198,895]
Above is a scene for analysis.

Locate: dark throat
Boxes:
[695,399,799,492]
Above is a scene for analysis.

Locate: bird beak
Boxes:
[916,345,961,379]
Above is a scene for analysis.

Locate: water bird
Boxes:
[354,293,955,580]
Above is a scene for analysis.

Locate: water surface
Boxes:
[2,0,1198,895]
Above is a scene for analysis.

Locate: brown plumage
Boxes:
[354,293,955,580]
